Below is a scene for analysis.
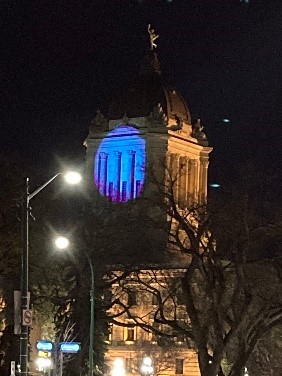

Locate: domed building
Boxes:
[85,48,212,209]
[84,29,213,376]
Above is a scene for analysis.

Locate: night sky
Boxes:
[1,0,281,182]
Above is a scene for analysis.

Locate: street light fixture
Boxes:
[54,235,95,376]
[20,172,81,376]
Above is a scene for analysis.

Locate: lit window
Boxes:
[107,324,113,342]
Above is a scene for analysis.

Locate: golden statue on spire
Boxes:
[148,24,159,50]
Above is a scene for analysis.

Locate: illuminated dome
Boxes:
[107,52,191,124]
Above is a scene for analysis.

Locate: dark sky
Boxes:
[0,0,281,181]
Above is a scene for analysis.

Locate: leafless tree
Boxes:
[104,164,282,376]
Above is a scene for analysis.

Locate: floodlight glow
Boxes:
[112,358,125,376]
[64,171,82,185]
[143,357,152,366]
[141,356,154,375]
[141,365,154,375]
[114,358,124,367]
[36,357,52,370]
[94,125,146,202]
[55,236,69,250]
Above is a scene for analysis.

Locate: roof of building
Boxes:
[106,51,191,124]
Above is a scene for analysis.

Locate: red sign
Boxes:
[22,309,33,326]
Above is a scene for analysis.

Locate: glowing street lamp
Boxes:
[54,236,95,376]
[54,236,70,250]
[36,357,52,374]
[64,171,82,185]
[20,171,81,376]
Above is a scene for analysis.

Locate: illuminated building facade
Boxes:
[84,33,212,376]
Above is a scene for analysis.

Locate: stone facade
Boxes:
[84,48,212,376]
[105,269,200,376]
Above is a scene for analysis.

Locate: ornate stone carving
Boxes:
[89,110,108,133]
[121,113,130,125]
[167,115,183,131]
[191,119,209,146]
[148,103,167,127]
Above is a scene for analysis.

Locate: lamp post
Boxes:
[20,172,81,376]
[54,236,95,376]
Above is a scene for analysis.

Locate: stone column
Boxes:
[179,155,187,208]
[183,157,190,206]
[189,159,198,206]
[128,150,136,200]
[199,158,209,204]
[174,153,181,203]
[99,152,108,196]
[165,151,171,193]
[115,151,122,202]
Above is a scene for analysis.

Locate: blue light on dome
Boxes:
[94,125,146,202]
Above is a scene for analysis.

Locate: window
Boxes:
[175,359,184,374]
[107,324,113,342]
[127,291,137,306]
[151,322,160,343]
[126,327,135,342]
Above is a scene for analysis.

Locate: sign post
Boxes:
[10,361,16,376]
[58,342,81,376]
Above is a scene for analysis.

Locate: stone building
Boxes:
[84,29,212,376]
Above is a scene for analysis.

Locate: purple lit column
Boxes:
[128,150,136,200]
[115,151,122,202]
[99,152,108,195]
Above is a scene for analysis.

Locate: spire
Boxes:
[148,24,159,50]
[139,25,161,76]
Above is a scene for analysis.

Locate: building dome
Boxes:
[106,52,191,124]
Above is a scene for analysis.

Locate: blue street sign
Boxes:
[59,342,81,353]
[36,340,54,352]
